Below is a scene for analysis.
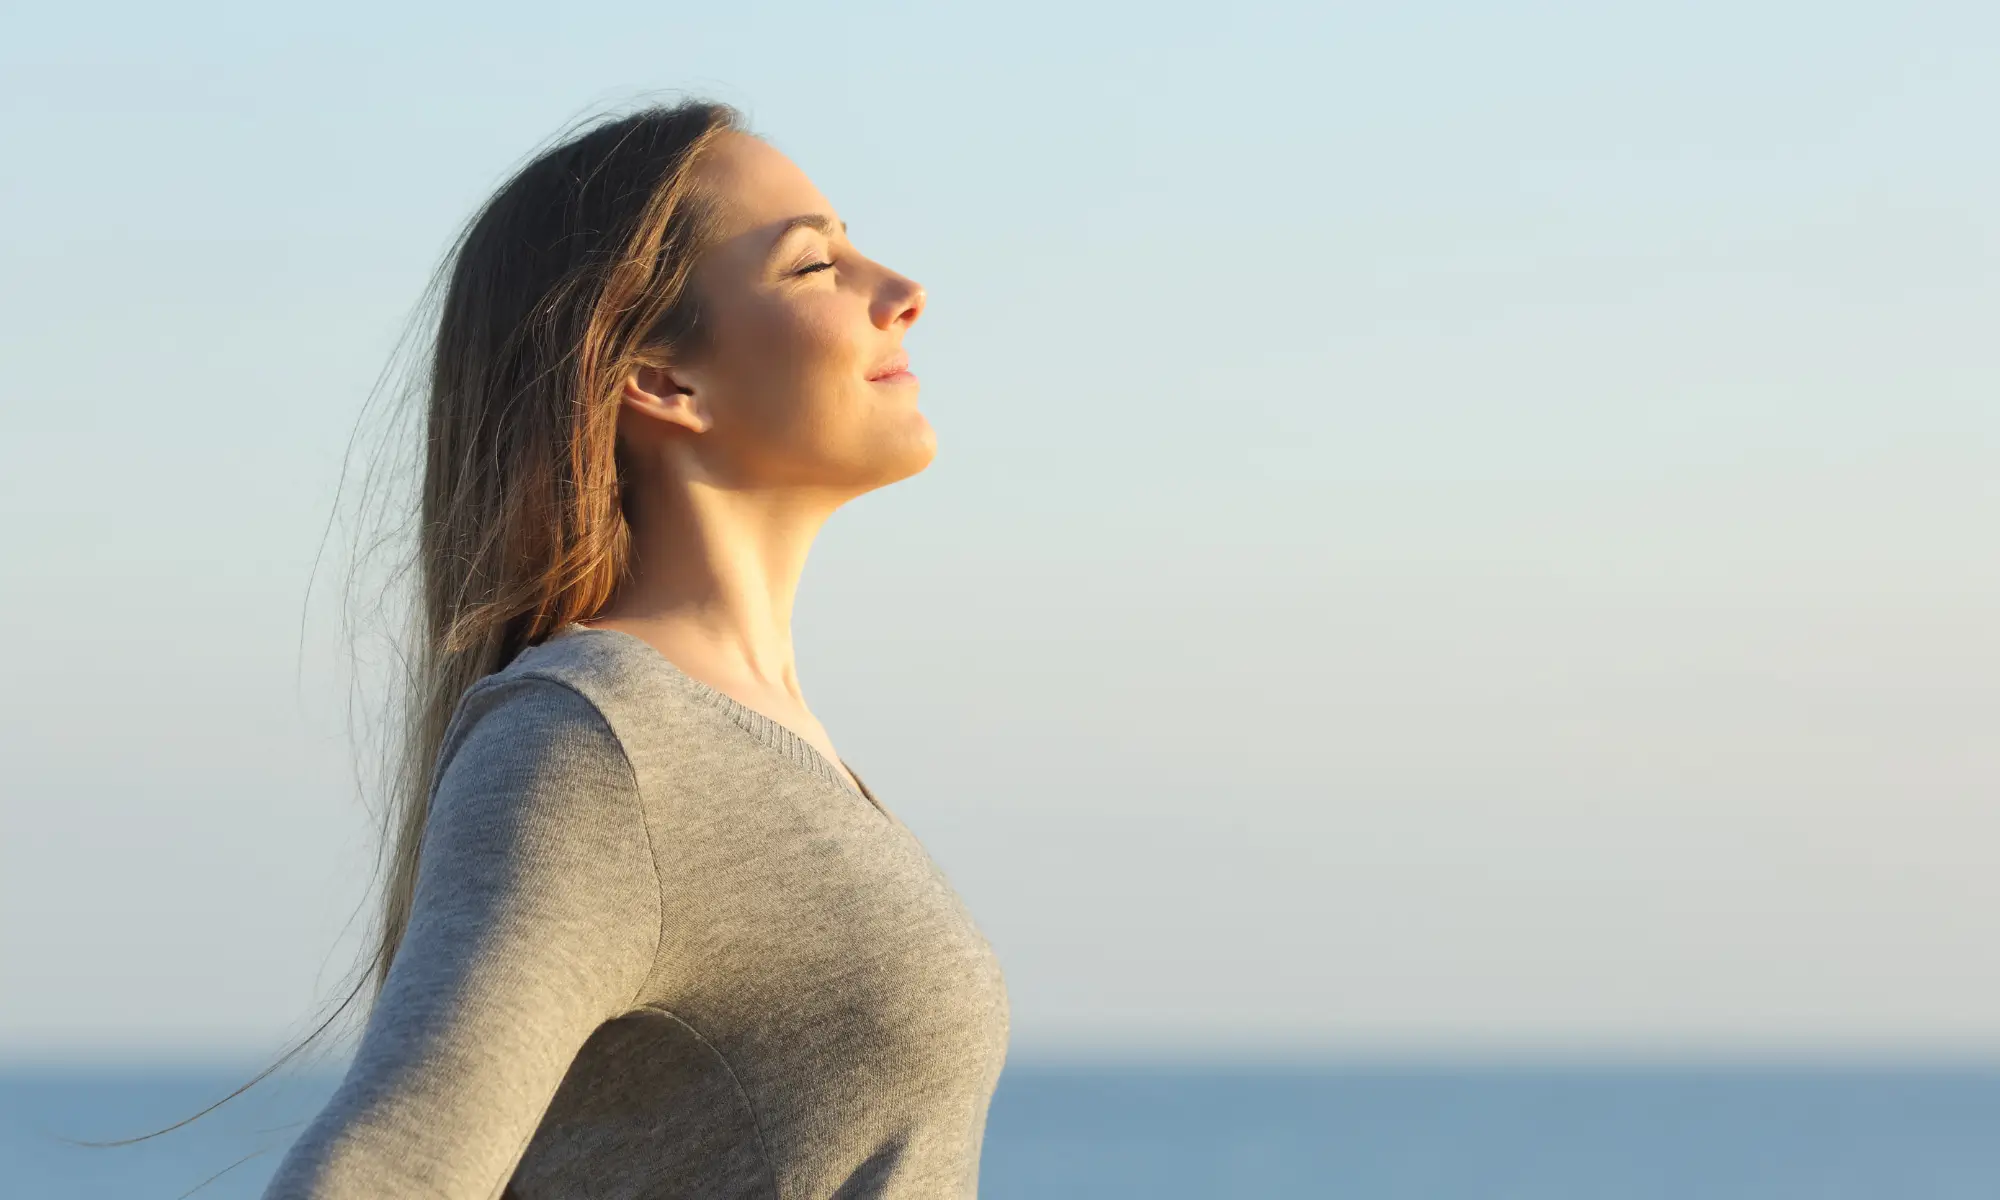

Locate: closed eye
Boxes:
[795,261,835,276]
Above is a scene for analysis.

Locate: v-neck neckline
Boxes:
[553,622,890,820]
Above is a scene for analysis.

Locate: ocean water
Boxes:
[5,1061,2000,1198]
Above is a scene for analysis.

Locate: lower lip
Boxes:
[870,370,918,385]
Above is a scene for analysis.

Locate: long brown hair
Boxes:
[79,94,750,1188]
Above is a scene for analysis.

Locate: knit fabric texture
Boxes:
[261,622,1011,1198]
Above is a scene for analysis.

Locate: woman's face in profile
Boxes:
[629,131,933,493]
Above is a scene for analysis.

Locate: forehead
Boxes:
[698,132,837,239]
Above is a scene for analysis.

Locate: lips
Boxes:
[867,350,910,381]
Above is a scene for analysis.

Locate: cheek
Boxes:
[716,300,870,458]
[755,302,865,422]
[732,296,843,390]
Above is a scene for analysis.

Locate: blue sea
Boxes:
[6,1061,2000,1198]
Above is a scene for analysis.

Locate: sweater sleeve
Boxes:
[262,674,664,1199]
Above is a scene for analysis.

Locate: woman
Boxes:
[260,99,1011,1198]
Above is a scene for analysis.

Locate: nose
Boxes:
[878,273,925,330]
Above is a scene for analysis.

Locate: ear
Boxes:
[620,364,709,433]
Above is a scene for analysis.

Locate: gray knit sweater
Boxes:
[260,623,1011,1198]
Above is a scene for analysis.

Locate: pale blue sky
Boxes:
[1,1,1995,1064]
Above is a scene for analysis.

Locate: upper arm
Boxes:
[262,674,663,1199]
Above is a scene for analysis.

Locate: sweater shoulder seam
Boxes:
[470,668,668,1015]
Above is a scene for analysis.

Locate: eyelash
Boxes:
[795,260,835,276]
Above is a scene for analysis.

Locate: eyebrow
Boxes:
[766,213,848,262]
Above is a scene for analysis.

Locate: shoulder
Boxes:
[436,625,762,837]
[466,624,762,791]
[427,627,693,837]
[440,627,665,767]
[471,624,707,740]
[420,638,666,929]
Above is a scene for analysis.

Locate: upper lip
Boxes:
[866,349,910,380]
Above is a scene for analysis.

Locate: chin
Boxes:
[888,423,938,481]
[861,414,937,488]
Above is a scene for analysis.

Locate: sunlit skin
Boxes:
[580,132,929,789]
